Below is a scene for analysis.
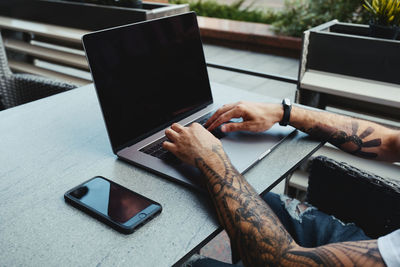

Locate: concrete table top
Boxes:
[0,82,321,267]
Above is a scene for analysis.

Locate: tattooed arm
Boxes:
[289,105,399,161]
[205,101,400,162]
[163,123,385,266]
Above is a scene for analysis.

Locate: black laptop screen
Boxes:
[83,12,213,151]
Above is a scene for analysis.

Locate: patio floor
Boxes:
[204,43,299,101]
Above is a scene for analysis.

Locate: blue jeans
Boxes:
[191,192,370,267]
[263,192,370,247]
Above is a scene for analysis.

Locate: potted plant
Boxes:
[363,0,400,39]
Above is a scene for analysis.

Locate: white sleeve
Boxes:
[378,229,400,267]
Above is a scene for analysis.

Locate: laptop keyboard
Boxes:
[140,136,181,163]
[139,113,226,164]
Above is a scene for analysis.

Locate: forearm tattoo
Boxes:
[195,145,385,266]
[300,121,381,158]
[195,145,296,266]
[290,240,384,267]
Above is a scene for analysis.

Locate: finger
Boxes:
[204,103,237,127]
[171,123,184,133]
[221,122,252,132]
[189,122,204,129]
[190,122,215,136]
[165,128,179,141]
[162,140,177,153]
[207,108,243,132]
[222,121,270,133]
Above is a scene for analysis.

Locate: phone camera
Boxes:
[70,186,89,199]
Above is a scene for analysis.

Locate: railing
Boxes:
[206,62,298,84]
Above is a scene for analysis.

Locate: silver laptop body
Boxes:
[83,12,294,190]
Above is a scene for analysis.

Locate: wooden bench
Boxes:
[0,16,90,85]
[0,0,189,86]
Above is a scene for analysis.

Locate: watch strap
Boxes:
[279,98,292,126]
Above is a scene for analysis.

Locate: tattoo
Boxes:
[195,145,295,265]
[290,240,384,267]
[302,121,381,159]
[195,145,385,266]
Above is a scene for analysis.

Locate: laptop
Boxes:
[82,12,294,190]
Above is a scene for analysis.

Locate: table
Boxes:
[0,82,322,266]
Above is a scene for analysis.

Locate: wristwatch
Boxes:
[279,98,292,126]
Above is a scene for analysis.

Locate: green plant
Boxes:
[363,0,400,26]
[169,0,278,24]
[169,0,371,37]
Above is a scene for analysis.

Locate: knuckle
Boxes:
[236,104,245,111]
[238,101,248,107]
[191,122,200,127]
[215,117,224,125]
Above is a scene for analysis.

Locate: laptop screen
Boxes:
[83,12,213,151]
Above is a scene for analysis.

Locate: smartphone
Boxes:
[64,176,162,234]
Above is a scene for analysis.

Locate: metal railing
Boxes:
[206,62,298,84]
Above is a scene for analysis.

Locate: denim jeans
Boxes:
[190,192,370,267]
[263,192,370,247]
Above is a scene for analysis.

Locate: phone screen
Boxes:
[66,176,161,233]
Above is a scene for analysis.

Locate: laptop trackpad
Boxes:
[222,123,295,173]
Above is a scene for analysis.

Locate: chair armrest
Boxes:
[0,74,76,108]
[14,73,77,92]
[306,156,400,238]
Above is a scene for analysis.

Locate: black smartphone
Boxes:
[64,176,162,234]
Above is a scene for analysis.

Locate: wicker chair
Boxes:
[0,33,77,110]
[306,156,400,239]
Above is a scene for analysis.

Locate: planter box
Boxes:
[297,20,400,122]
[302,20,400,85]
[0,0,189,30]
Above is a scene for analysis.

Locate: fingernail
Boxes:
[221,125,226,132]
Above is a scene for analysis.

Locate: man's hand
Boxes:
[162,122,223,167]
[204,101,283,133]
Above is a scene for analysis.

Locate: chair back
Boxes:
[306,156,400,239]
[0,32,12,77]
[0,31,76,110]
